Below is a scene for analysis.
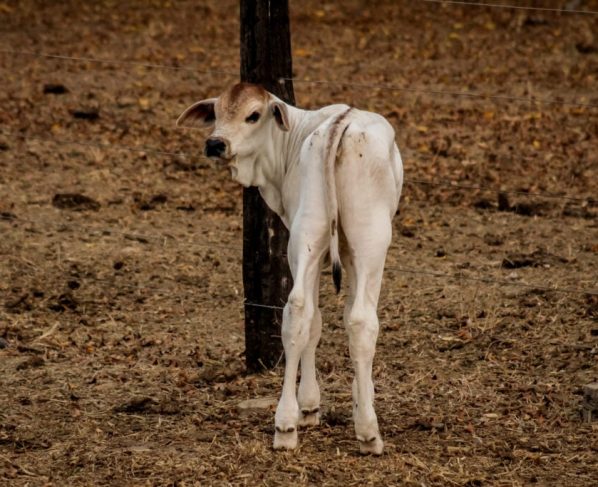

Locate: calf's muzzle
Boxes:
[205,137,228,159]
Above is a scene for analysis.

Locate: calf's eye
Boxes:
[245,111,260,123]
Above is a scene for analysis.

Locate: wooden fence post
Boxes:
[240,0,295,372]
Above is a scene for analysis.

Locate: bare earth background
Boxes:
[0,0,597,485]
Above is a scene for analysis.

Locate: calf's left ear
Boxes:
[271,101,290,132]
[176,98,217,128]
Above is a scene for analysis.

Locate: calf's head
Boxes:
[177,83,290,185]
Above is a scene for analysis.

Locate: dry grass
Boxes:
[1,0,597,485]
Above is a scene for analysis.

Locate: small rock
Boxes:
[236,397,277,414]
[323,410,349,427]
[67,280,80,290]
[43,83,68,95]
[124,234,150,244]
[435,248,446,258]
[48,293,78,312]
[0,337,9,349]
[114,396,157,414]
[576,42,596,54]
[502,249,568,269]
[498,193,551,217]
[114,395,181,415]
[176,205,195,212]
[137,194,168,211]
[473,198,494,210]
[52,193,100,211]
[71,108,99,120]
[400,226,415,238]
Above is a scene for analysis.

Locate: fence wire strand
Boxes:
[282,77,598,109]
[0,48,238,77]
[422,0,598,15]
[1,128,594,205]
[1,48,597,109]
[3,215,597,297]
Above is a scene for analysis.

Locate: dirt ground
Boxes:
[1,0,597,485]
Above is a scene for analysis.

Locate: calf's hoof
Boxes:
[298,408,320,427]
[273,427,298,450]
[358,435,384,455]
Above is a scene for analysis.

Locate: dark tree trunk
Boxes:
[240,0,295,372]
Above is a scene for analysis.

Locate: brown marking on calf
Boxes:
[325,109,352,169]
[326,108,352,163]
[229,82,266,103]
[218,83,268,120]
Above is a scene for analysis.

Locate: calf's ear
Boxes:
[176,98,217,128]
[271,101,290,132]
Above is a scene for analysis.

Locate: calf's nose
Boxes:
[205,137,227,158]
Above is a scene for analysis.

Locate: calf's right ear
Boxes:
[176,98,217,128]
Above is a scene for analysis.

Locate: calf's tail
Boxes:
[324,107,352,294]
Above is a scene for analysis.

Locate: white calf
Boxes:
[178,83,403,454]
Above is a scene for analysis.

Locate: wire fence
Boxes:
[1,129,594,206]
[422,0,598,15]
[283,77,598,110]
[1,48,597,109]
[0,48,238,77]
[3,212,597,298]
[1,8,597,311]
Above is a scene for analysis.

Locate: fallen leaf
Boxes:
[294,48,311,58]
[138,97,151,110]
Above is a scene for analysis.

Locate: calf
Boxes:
[178,83,403,454]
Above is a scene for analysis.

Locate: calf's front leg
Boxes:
[273,290,314,450]
[297,306,322,427]
[273,227,324,450]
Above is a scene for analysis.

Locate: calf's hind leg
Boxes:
[342,221,391,455]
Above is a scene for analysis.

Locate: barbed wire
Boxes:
[244,302,284,311]
[282,77,598,109]
[3,214,597,297]
[1,128,594,205]
[0,48,238,77]
[390,265,597,296]
[404,178,593,203]
[422,0,598,15]
[1,48,597,109]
